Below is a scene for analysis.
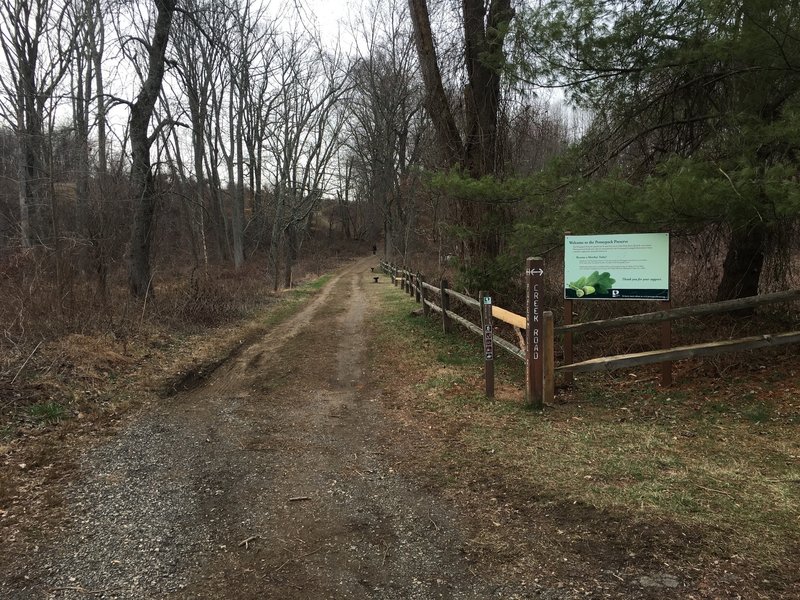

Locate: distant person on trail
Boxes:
[372,244,377,255]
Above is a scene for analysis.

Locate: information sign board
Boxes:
[564,233,669,300]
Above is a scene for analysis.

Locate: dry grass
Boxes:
[0,246,349,434]
[0,266,345,596]
[368,280,800,593]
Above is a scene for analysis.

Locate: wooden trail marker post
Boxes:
[526,257,544,408]
[420,275,429,316]
[480,291,495,398]
[440,279,452,334]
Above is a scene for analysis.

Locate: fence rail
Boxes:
[380,259,800,407]
[381,262,525,363]
[559,331,800,374]
[556,288,800,335]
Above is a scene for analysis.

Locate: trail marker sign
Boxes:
[526,257,544,408]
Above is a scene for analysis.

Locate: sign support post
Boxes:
[563,298,574,387]
[563,232,574,386]
[660,301,672,386]
[526,257,544,409]
[480,291,495,399]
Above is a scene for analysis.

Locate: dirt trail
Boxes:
[3,257,546,599]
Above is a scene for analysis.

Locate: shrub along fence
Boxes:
[380,260,800,409]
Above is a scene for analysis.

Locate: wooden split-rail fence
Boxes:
[380,260,800,408]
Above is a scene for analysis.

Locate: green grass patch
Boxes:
[261,274,332,329]
[743,401,772,423]
[368,279,800,570]
[28,402,66,424]
[301,274,332,292]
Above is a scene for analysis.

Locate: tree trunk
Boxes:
[229,85,244,270]
[283,222,298,289]
[270,189,284,292]
[203,135,230,261]
[73,47,91,236]
[90,0,107,174]
[15,93,32,247]
[232,89,245,269]
[462,0,512,177]
[188,98,208,268]
[716,222,769,302]
[407,0,462,166]
[408,0,513,261]
[126,0,176,299]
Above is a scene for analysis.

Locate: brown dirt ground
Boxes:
[1,256,797,598]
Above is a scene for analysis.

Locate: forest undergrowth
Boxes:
[0,240,365,439]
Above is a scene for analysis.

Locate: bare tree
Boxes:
[407,0,515,260]
[0,0,77,246]
[224,0,273,269]
[267,30,351,289]
[346,0,425,261]
[124,0,177,298]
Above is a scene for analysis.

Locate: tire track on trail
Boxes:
[5,257,556,600]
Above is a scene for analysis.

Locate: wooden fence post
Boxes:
[563,298,574,387]
[420,275,429,316]
[661,300,673,386]
[441,279,452,334]
[543,311,555,405]
[481,291,495,399]
[415,272,421,303]
[526,257,545,409]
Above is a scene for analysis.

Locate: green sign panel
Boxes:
[564,233,670,300]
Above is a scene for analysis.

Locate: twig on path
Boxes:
[381,543,390,566]
[51,586,121,596]
[273,546,324,573]
[429,516,440,531]
[696,484,735,498]
[288,496,310,502]
[238,535,260,549]
[11,341,42,384]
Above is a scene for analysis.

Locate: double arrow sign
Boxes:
[526,267,544,276]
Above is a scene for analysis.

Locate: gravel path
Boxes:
[2,258,561,599]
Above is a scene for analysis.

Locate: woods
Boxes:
[2,3,799,597]
[0,0,798,334]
